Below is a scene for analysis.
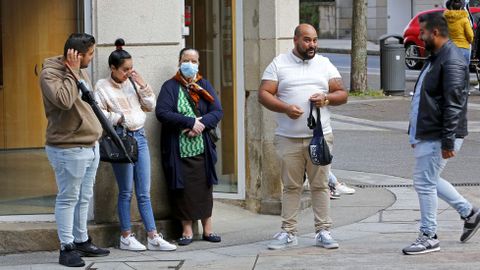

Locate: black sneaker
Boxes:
[461,207,480,242]
[59,243,85,267]
[75,237,110,257]
[402,233,440,255]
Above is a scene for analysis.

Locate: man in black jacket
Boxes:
[402,12,480,255]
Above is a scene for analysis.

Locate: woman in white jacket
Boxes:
[94,38,176,252]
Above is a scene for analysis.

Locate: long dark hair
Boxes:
[108,38,131,68]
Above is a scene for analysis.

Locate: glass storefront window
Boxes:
[185,0,238,194]
[0,0,80,215]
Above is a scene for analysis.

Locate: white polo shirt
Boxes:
[262,50,341,138]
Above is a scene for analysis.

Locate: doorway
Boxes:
[185,0,238,194]
[0,0,80,215]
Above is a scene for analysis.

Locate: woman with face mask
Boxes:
[156,48,223,246]
[94,38,177,252]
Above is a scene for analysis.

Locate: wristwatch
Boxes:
[324,94,330,106]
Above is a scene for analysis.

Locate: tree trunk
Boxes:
[350,0,368,93]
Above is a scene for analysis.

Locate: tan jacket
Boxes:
[444,10,474,49]
[39,56,102,147]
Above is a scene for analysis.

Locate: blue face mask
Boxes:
[180,62,199,78]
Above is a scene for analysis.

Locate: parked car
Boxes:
[403,7,480,70]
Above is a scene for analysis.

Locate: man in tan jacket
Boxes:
[40,33,109,267]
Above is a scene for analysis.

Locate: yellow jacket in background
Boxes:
[444,9,474,49]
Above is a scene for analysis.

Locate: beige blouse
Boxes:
[94,77,155,131]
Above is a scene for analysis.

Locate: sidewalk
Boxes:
[318,39,380,55]
[1,169,479,269]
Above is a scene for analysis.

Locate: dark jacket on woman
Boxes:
[156,78,223,190]
[414,40,468,150]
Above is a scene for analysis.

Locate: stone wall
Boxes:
[337,0,386,41]
[336,0,445,42]
[318,2,337,38]
[413,0,444,15]
[336,0,353,39]
[367,0,386,41]
[243,0,299,215]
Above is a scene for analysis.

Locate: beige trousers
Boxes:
[274,133,334,235]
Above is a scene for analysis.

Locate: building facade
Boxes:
[313,0,448,41]
[0,0,298,252]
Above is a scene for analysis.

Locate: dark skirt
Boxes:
[172,154,213,220]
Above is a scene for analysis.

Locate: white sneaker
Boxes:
[120,234,146,251]
[267,231,298,250]
[303,180,310,191]
[315,230,339,249]
[147,234,177,251]
[335,182,355,195]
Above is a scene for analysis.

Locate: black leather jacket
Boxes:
[413,40,468,150]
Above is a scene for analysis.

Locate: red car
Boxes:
[403,7,480,69]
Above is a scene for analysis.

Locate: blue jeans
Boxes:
[112,128,156,233]
[46,143,99,246]
[458,47,471,64]
[328,171,337,186]
[413,139,472,236]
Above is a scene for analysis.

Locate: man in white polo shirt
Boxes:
[258,23,348,250]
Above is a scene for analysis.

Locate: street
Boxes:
[328,50,480,184]
[322,53,418,76]
[325,52,480,186]
[323,53,480,94]
[330,97,480,186]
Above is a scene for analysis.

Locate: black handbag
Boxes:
[99,128,138,163]
[307,101,333,166]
